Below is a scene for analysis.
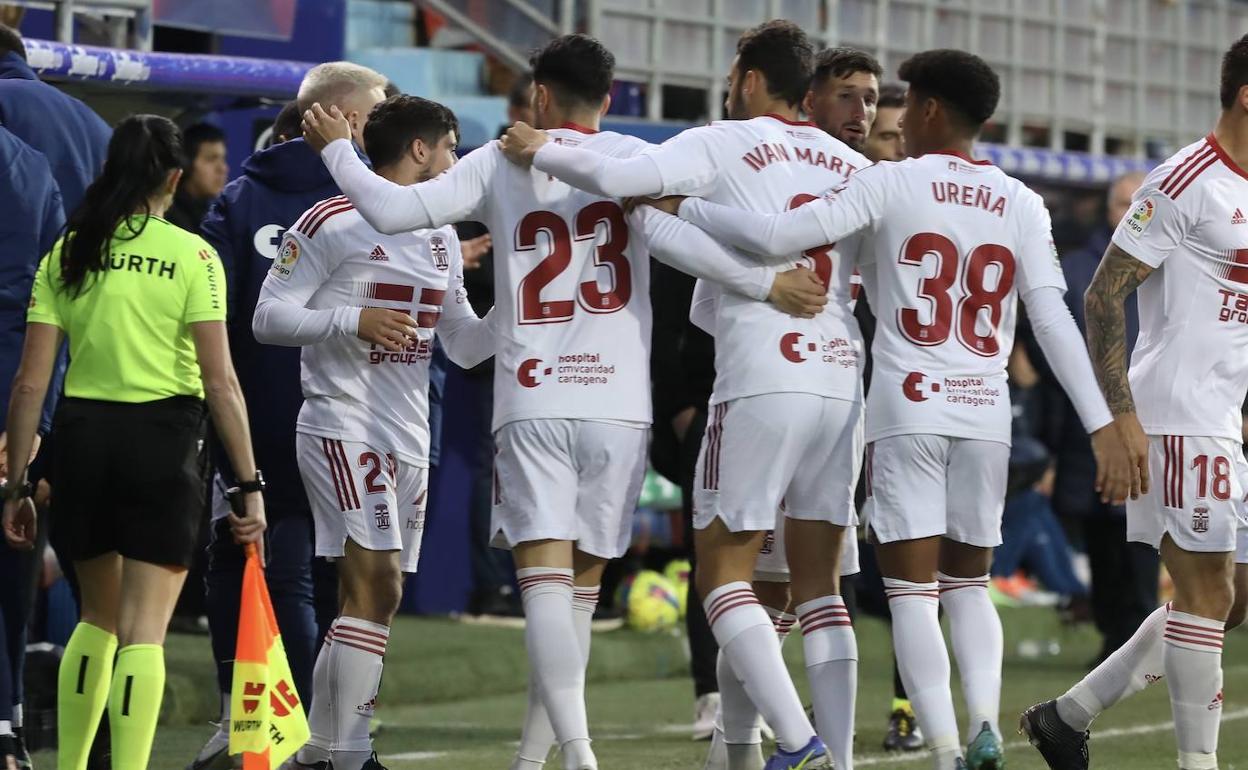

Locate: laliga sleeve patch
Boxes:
[272,238,300,279]
[1125,197,1156,236]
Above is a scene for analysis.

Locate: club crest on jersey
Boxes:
[429,235,450,270]
[272,238,299,279]
[903,371,941,403]
[1192,506,1209,533]
[374,502,391,531]
[517,358,551,388]
[1126,197,1155,235]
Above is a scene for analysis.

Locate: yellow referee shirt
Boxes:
[28,215,227,402]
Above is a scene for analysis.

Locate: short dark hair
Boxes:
[736,20,813,107]
[509,72,534,108]
[271,101,302,145]
[530,34,614,108]
[898,49,999,128]
[0,24,26,61]
[1221,34,1248,109]
[878,82,907,109]
[181,122,226,167]
[363,95,459,169]
[810,47,882,89]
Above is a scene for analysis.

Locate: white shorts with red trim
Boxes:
[754,514,860,581]
[295,432,428,573]
[693,393,863,533]
[862,434,1010,547]
[1128,434,1248,554]
[490,418,648,560]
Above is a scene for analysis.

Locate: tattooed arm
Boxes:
[1084,242,1155,497]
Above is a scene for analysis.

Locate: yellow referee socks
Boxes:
[57,622,117,770]
[107,644,165,770]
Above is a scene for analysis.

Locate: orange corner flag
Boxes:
[229,544,310,769]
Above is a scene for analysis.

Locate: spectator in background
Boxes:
[507,72,534,128]
[268,100,304,147]
[864,82,906,162]
[166,123,228,234]
[0,24,110,215]
[1042,170,1153,664]
[186,62,388,770]
[0,123,66,770]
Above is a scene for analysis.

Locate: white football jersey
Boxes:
[262,196,480,464]
[411,128,653,431]
[648,114,869,405]
[1114,134,1248,442]
[827,153,1065,444]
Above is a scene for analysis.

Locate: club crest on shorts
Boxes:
[1192,505,1210,533]
[374,502,391,531]
[429,235,449,270]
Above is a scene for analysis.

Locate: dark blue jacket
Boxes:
[1047,227,1140,518]
[200,139,445,511]
[0,52,110,215]
[0,126,67,436]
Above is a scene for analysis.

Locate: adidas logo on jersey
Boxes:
[369,245,389,261]
[1234,208,1246,225]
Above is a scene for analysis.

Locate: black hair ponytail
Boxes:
[59,114,186,296]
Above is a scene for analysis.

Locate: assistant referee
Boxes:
[0,114,266,770]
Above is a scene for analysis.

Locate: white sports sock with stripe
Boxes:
[704,582,813,753]
[298,621,340,764]
[1164,610,1225,770]
[885,578,961,764]
[325,616,389,770]
[517,568,596,770]
[511,585,600,769]
[1058,602,1169,731]
[797,595,857,770]
[715,604,794,745]
[938,572,1003,741]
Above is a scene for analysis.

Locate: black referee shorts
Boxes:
[51,396,208,568]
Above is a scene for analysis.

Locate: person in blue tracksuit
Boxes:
[0,123,67,768]
[0,26,110,216]
[187,61,460,770]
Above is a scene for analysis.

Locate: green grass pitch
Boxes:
[33,607,1248,768]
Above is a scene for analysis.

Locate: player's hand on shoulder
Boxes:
[634,195,685,216]
[357,307,419,352]
[768,265,827,319]
[302,103,352,153]
[500,122,550,167]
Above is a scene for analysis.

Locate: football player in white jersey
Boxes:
[1021,35,1248,770]
[637,50,1136,770]
[252,96,493,770]
[504,21,877,770]
[301,34,824,770]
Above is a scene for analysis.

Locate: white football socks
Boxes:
[511,584,600,769]
[295,617,389,770]
[1057,603,1169,731]
[715,604,794,746]
[1163,610,1225,770]
[518,568,596,770]
[797,595,857,770]
[938,573,1003,741]
[885,578,961,766]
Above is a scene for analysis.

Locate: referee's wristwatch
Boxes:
[0,479,34,502]
[237,469,266,494]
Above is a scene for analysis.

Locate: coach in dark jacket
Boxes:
[0,124,66,767]
[1038,171,1157,663]
[0,26,110,215]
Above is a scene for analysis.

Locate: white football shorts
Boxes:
[490,418,648,560]
[296,432,428,573]
[754,512,861,582]
[862,434,1010,547]
[1128,435,1248,554]
[693,393,863,533]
